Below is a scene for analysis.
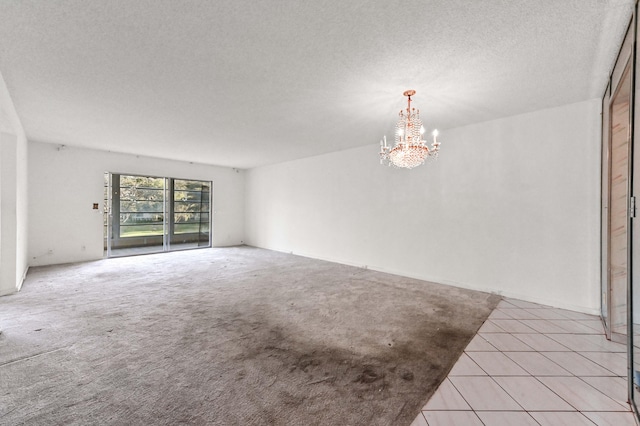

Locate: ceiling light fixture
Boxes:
[379,90,440,169]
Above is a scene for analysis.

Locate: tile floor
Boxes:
[410,298,638,425]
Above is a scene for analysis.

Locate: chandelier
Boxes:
[379,90,440,169]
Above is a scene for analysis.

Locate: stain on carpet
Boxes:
[0,247,499,425]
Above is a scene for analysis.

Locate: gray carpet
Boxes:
[0,246,499,425]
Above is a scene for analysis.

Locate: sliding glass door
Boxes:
[170,179,211,249]
[602,7,640,421]
[104,173,212,257]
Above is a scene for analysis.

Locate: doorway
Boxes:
[104,173,211,257]
[601,7,640,419]
[606,61,632,340]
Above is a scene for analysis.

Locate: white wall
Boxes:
[28,141,244,266]
[245,99,601,314]
[16,127,28,290]
[0,71,28,296]
[0,133,18,294]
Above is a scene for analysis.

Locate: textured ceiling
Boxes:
[0,0,634,168]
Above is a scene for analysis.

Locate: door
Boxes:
[608,62,633,339]
[104,173,212,257]
[602,13,635,342]
[602,10,640,418]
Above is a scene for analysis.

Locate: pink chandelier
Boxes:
[379,90,440,169]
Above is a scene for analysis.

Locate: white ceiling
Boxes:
[0,0,634,169]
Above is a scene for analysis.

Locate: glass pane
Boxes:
[609,65,632,337]
[174,192,203,202]
[120,200,164,212]
[109,174,166,256]
[174,223,208,234]
[169,179,211,249]
[120,175,164,189]
[633,20,640,411]
[174,179,208,191]
[602,85,610,326]
[174,200,210,212]
[119,188,164,202]
[174,212,201,223]
[174,200,191,210]
[120,212,163,224]
[104,172,109,253]
[119,224,164,238]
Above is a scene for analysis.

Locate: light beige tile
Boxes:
[591,334,627,353]
[493,376,574,410]
[546,334,619,352]
[518,319,569,334]
[449,354,486,376]
[582,411,636,425]
[523,308,569,320]
[449,377,522,410]
[476,411,539,426]
[465,334,497,351]
[422,379,472,410]
[541,352,618,376]
[497,308,542,320]
[414,297,632,426]
[467,352,529,376]
[581,376,629,406]
[479,333,534,351]
[490,320,537,333]
[478,320,506,333]
[504,352,571,376]
[496,300,518,309]
[553,309,598,321]
[530,411,596,425]
[422,410,484,425]
[577,319,605,332]
[580,351,627,376]
[488,309,513,320]
[538,376,629,411]
[409,413,429,426]
[512,333,570,351]
[552,320,603,334]
[503,299,544,309]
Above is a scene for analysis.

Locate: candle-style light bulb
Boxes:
[420,125,425,135]
[432,129,439,144]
